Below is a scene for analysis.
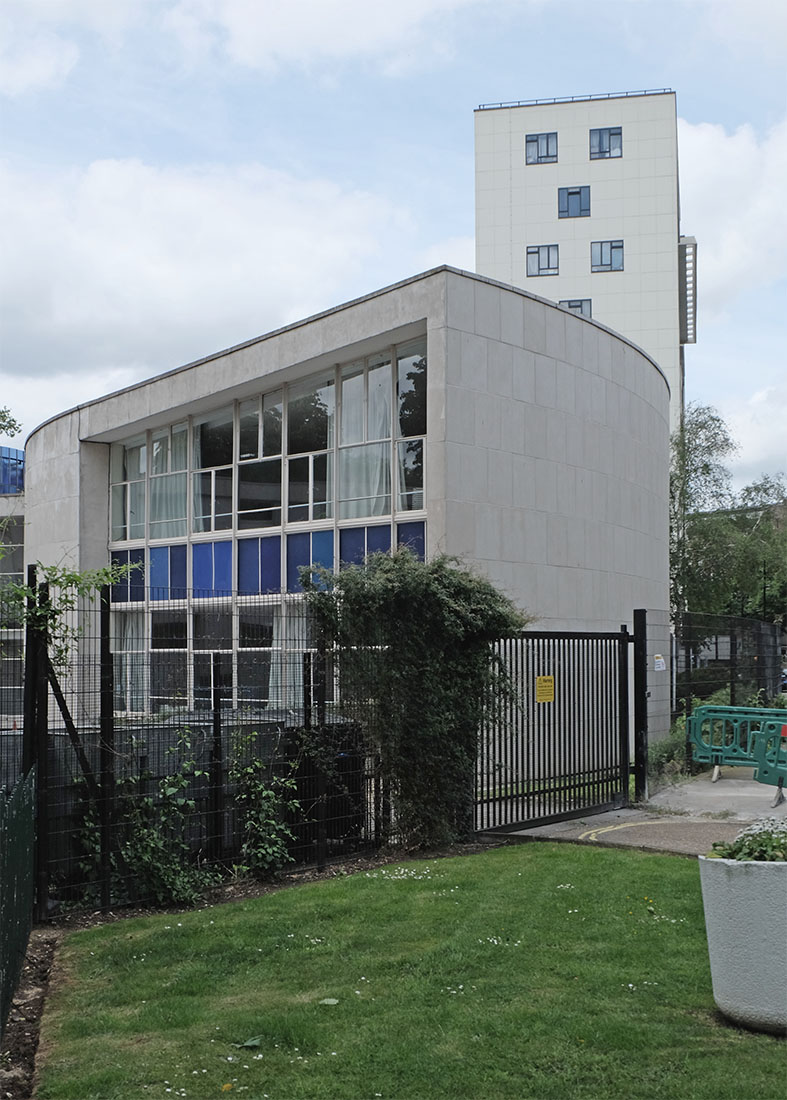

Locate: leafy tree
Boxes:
[303,549,529,848]
[0,406,21,438]
[670,402,787,620]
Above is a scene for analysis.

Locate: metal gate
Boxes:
[476,629,630,831]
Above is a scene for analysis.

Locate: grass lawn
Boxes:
[36,843,784,1100]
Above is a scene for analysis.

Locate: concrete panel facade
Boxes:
[24,266,670,632]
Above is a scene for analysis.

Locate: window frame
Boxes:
[558,186,590,219]
[526,244,559,277]
[591,240,624,273]
[525,131,558,165]
[589,126,622,160]
[559,299,593,319]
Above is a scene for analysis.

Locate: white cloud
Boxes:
[0,0,500,93]
[677,115,787,319]
[0,29,78,96]
[701,0,787,62]
[0,0,150,95]
[415,236,475,274]
[164,0,494,71]
[0,156,415,440]
[722,383,787,491]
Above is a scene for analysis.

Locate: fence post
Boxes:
[21,564,38,776]
[729,629,738,707]
[209,651,224,863]
[33,583,50,923]
[618,626,631,804]
[314,649,328,872]
[99,585,114,912]
[632,609,648,802]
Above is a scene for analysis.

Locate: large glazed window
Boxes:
[287,378,334,456]
[108,336,426,588]
[110,436,146,540]
[193,409,233,532]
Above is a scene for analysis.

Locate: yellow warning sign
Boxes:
[535,675,554,703]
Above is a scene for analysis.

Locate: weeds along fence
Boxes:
[673,612,783,714]
[0,768,35,1040]
[1,586,383,915]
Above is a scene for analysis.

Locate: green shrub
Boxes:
[303,550,528,848]
[706,818,787,861]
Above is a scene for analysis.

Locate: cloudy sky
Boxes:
[1,0,785,488]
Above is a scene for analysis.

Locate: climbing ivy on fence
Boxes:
[303,550,528,848]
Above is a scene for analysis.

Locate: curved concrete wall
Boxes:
[24,266,670,631]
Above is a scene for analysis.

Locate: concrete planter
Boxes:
[698,855,787,1035]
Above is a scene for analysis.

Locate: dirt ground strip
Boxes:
[2,842,502,1100]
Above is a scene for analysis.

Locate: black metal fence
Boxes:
[476,630,630,830]
[0,768,35,1039]
[1,587,380,914]
[673,612,783,714]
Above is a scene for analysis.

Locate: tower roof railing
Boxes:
[477,88,673,110]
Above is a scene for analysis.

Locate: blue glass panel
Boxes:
[192,543,213,597]
[111,550,128,602]
[260,535,281,594]
[311,530,333,571]
[129,547,146,602]
[286,532,310,593]
[397,521,425,561]
[366,525,391,555]
[214,541,232,594]
[238,538,259,595]
[166,544,186,599]
[339,527,365,568]
[149,546,169,600]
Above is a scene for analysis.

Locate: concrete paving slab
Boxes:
[493,809,750,858]
[481,768,785,858]
[647,768,787,822]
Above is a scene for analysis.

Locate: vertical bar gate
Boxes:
[476,629,630,831]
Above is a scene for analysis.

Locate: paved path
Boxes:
[489,767,786,858]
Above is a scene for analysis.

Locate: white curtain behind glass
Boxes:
[150,473,187,537]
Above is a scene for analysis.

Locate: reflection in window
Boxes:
[287,378,334,455]
[288,453,332,522]
[239,393,282,460]
[151,424,187,474]
[194,409,233,468]
[397,341,426,438]
[238,459,281,528]
[397,439,424,511]
[193,468,233,532]
[340,355,391,445]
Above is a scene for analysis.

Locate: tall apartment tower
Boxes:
[474,89,696,430]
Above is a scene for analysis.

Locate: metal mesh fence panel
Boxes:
[673,612,782,713]
[0,769,35,1039]
[8,591,380,913]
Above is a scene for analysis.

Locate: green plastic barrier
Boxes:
[689,706,787,789]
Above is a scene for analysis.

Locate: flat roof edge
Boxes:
[476,88,674,111]
[26,264,669,443]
